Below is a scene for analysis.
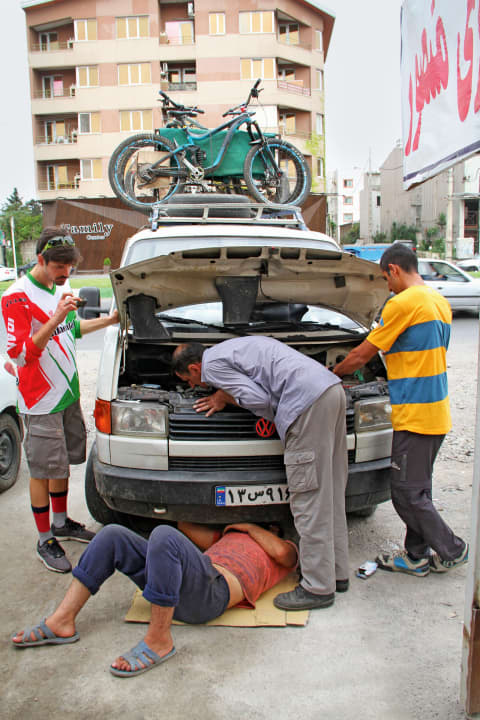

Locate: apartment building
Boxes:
[326,168,362,243]
[380,144,480,256]
[359,171,381,241]
[23,0,334,205]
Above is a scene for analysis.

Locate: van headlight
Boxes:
[111,401,168,436]
[354,397,392,431]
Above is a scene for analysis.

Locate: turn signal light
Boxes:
[94,398,111,434]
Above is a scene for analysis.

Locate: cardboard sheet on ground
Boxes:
[125,573,309,627]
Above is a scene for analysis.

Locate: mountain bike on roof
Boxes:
[108,79,311,213]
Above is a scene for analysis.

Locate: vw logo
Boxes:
[255,418,276,438]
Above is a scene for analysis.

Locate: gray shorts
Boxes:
[22,401,87,480]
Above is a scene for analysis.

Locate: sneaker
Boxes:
[429,544,469,573]
[273,584,335,610]
[375,550,430,577]
[37,538,72,574]
[51,518,95,544]
[336,579,349,593]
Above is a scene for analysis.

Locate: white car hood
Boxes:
[111,245,389,331]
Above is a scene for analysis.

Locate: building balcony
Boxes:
[276,79,311,97]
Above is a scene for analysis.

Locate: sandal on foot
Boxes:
[110,640,176,678]
[12,619,79,648]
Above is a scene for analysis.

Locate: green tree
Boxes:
[0,188,42,265]
[389,222,417,243]
[342,222,360,245]
[372,231,388,243]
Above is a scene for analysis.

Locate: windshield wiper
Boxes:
[231,320,362,335]
[158,314,247,337]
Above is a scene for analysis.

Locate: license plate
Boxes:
[215,484,290,507]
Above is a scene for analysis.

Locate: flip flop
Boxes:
[110,640,176,678]
[12,619,79,648]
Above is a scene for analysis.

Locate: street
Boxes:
[2,312,478,720]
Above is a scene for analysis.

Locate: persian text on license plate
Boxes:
[215,484,290,507]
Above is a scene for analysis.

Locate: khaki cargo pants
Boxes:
[284,383,349,595]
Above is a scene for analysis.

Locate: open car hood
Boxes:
[111,245,389,337]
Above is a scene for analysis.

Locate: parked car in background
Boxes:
[457,257,480,273]
[0,357,23,492]
[0,265,16,282]
[393,239,417,252]
[418,258,480,311]
[343,244,391,262]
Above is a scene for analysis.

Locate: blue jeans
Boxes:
[72,524,230,624]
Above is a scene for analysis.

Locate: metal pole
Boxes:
[10,216,18,278]
[446,168,454,260]
[460,312,480,716]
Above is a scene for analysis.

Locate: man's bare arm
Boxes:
[333,339,379,377]
[79,309,119,335]
[177,521,220,550]
[223,523,297,568]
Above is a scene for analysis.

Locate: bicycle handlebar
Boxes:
[222,79,262,117]
[158,90,205,114]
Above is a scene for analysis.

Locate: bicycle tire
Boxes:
[108,133,186,212]
[243,138,311,206]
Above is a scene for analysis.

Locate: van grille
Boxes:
[170,408,355,440]
[169,410,278,441]
[169,455,285,471]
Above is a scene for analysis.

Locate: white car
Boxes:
[418,258,480,311]
[0,356,23,492]
[457,257,480,273]
[0,265,16,282]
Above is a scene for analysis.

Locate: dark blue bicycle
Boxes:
[108,80,311,213]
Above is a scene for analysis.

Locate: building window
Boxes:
[116,16,149,39]
[209,13,225,35]
[47,165,69,190]
[39,32,58,51]
[316,157,324,177]
[343,213,353,223]
[241,58,275,80]
[376,195,381,206]
[77,66,99,87]
[78,112,101,133]
[165,21,194,44]
[343,178,353,188]
[167,67,196,86]
[315,69,324,91]
[316,114,324,135]
[315,29,323,52]
[42,75,64,98]
[74,19,97,41]
[279,112,296,134]
[118,63,151,85]
[344,196,353,205]
[120,110,153,132]
[278,68,296,82]
[278,23,299,44]
[81,158,103,180]
[239,11,274,34]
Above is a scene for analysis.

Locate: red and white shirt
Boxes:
[1,272,82,415]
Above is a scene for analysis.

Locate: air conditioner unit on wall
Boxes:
[187,2,194,17]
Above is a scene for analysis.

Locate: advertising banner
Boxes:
[401,0,480,189]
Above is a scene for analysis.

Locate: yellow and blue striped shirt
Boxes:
[368,285,451,435]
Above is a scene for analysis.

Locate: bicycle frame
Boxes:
[151,112,276,179]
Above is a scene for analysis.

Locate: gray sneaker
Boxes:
[430,544,469,573]
[37,538,72,573]
[51,517,95,543]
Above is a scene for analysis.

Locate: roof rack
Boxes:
[149,201,308,231]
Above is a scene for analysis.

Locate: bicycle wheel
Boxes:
[243,138,311,206]
[108,133,185,212]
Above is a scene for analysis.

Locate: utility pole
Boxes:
[445,168,454,260]
[10,216,18,277]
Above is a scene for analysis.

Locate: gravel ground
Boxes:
[2,314,478,720]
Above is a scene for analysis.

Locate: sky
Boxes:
[0,0,404,207]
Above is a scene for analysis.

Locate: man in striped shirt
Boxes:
[334,244,467,577]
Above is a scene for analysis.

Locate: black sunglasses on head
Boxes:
[42,235,75,253]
